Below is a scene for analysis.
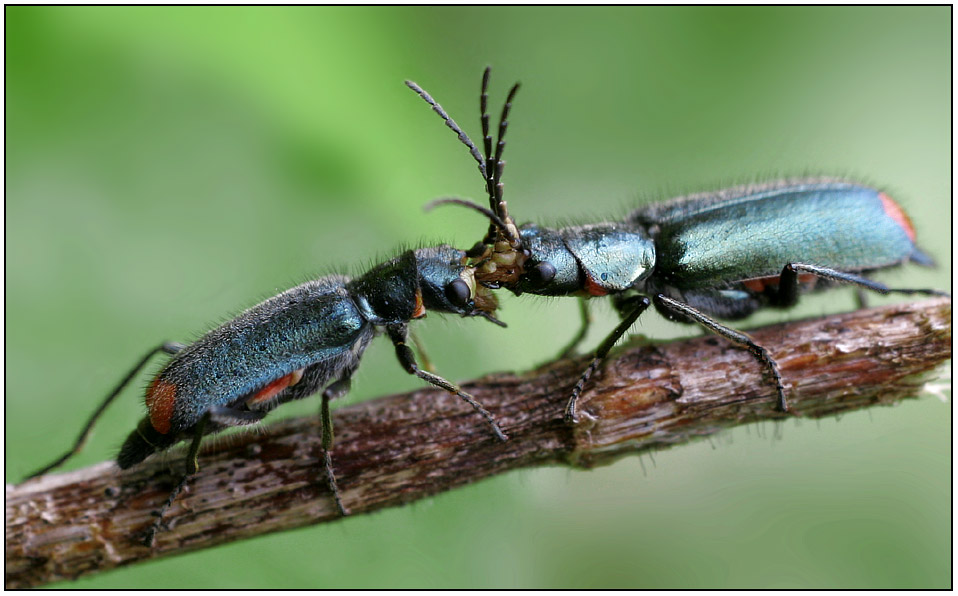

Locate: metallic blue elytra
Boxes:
[118,245,502,470]
[637,180,925,290]
[142,276,370,440]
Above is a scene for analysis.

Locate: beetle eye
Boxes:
[527,261,556,286]
[444,278,472,308]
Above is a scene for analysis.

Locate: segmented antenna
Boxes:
[424,197,513,240]
[491,80,521,210]
[479,68,521,243]
[480,68,494,209]
[408,67,521,247]
[404,79,486,179]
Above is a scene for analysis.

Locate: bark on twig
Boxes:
[5,298,951,589]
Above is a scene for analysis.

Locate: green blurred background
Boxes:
[7,6,950,589]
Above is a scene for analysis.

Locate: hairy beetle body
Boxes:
[409,68,944,424]
[639,180,928,291]
[29,244,506,545]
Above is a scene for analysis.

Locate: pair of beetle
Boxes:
[27,68,941,546]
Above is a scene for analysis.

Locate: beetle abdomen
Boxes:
[117,417,180,469]
[145,277,371,435]
[650,182,922,289]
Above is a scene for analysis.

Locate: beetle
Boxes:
[26,244,507,546]
[410,68,945,424]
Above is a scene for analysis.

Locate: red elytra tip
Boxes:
[878,192,917,243]
[145,378,177,435]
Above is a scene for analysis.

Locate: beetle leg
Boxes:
[565,295,652,425]
[654,294,789,413]
[319,369,357,517]
[409,329,436,373]
[557,298,592,360]
[142,408,210,547]
[776,262,948,306]
[24,341,185,481]
[141,404,268,547]
[387,323,507,442]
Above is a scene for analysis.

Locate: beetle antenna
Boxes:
[424,197,517,244]
[405,79,486,179]
[491,81,520,216]
[477,310,508,328]
[409,68,522,249]
[480,67,494,215]
[479,68,521,245]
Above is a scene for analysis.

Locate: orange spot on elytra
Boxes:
[743,273,816,293]
[248,368,306,406]
[742,278,770,293]
[146,378,177,435]
[878,192,916,242]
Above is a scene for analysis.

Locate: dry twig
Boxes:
[5,298,951,588]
